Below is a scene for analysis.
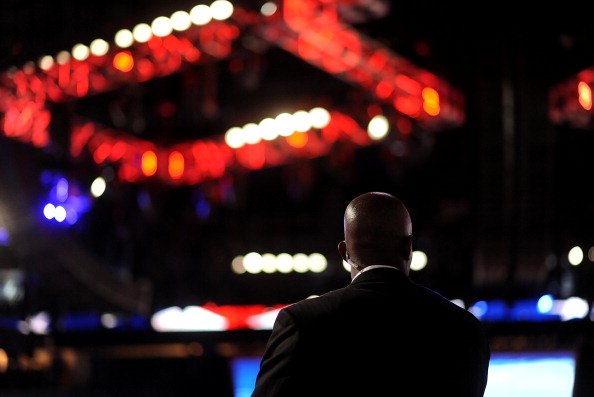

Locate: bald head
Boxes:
[339,192,412,276]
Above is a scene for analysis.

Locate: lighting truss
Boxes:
[0,0,465,186]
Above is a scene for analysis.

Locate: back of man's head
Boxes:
[343,192,412,271]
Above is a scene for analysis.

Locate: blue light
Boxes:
[43,203,56,219]
[470,300,488,318]
[470,300,509,322]
[65,209,79,225]
[485,351,576,397]
[195,198,211,219]
[42,176,92,226]
[193,193,211,219]
[537,294,554,314]
[39,170,53,185]
[510,299,561,322]
[54,205,66,222]
[137,189,152,210]
[0,315,22,331]
[231,357,260,397]
[0,227,10,246]
[59,313,102,332]
[112,314,151,331]
[56,177,69,202]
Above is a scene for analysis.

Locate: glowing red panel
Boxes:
[93,142,111,164]
[31,122,50,147]
[71,63,90,97]
[235,142,266,170]
[109,141,128,162]
[394,96,422,119]
[395,74,422,96]
[375,81,394,99]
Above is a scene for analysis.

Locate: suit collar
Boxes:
[350,266,408,285]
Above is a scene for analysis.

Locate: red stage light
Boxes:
[578,81,592,111]
[58,64,70,88]
[375,81,393,99]
[136,58,155,81]
[168,151,185,179]
[93,142,111,164]
[109,141,127,161]
[286,131,308,148]
[113,51,134,72]
[550,70,594,128]
[141,150,158,176]
[422,87,440,116]
[394,96,422,119]
[31,124,50,147]
[395,74,422,96]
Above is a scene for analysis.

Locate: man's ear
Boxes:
[401,235,413,260]
[338,241,348,261]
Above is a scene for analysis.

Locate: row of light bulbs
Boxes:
[33,0,237,71]
[231,250,428,274]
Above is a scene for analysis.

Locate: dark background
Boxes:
[3,1,594,395]
[2,0,594,314]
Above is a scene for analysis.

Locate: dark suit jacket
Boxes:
[251,267,490,397]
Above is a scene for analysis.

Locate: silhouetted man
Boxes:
[252,192,490,396]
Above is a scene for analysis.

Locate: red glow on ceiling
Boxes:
[395,74,422,96]
[550,69,594,128]
[0,97,50,147]
[119,162,140,182]
[396,117,413,135]
[158,101,176,118]
[394,96,422,119]
[375,81,394,99]
[93,143,111,164]
[62,108,373,185]
[110,141,127,162]
[367,103,383,118]
[236,142,266,170]
[0,0,467,186]
[72,63,90,97]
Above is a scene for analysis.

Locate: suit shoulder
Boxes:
[282,287,348,318]
[414,283,483,322]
